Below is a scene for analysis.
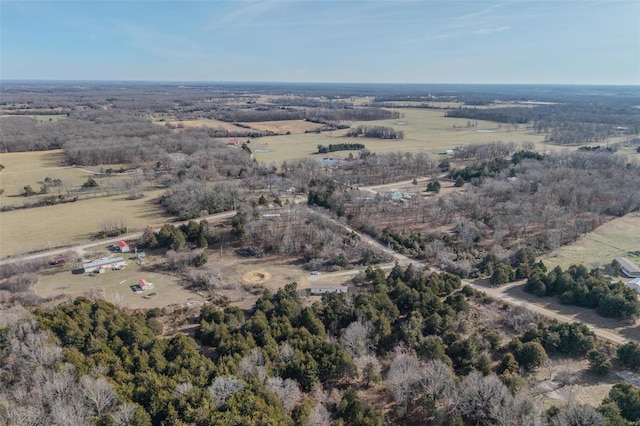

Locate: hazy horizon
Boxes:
[2,0,639,85]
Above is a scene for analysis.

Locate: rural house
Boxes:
[615,257,640,278]
[83,257,126,274]
[310,282,348,295]
[117,240,130,253]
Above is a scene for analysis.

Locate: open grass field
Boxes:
[243,120,323,134]
[252,108,547,164]
[0,189,171,258]
[35,254,201,310]
[154,118,244,132]
[0,150,131,207]
[542,212,640,271]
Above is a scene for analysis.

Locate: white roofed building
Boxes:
[310,282,348,295]
[615,257,640,278]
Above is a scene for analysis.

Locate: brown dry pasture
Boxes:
[542,212,640,270]
[0,149,131,207]
[0,189,171,258]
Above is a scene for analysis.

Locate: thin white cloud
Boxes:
[457,2,510,21]
[472,25,511,35]
[204,0,283,31]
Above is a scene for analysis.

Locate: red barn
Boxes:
[117,241,130,253]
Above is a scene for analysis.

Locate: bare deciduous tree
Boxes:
[238,347,267,384]
[339,320,373,358]
[265,376,302,413]
[111,403,139,426]
[491,393,544,426]
[80,375,118,418]
[457,371,509,425]
[387,350,421,416]
[278,341,295,363]
[419,359,456,406]
[553,403,605,426]
[208,376,246,408]
[308,402,332,426]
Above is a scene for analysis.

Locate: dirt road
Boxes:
[469,281,636,345]
[308,206,638,346]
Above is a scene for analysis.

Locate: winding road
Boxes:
[306,206,636,345]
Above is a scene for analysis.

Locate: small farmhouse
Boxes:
[83,257,125,274]
[615,257,640,278]
[310,282,348,295]
[627,278,640,295]
[117,240,130,253]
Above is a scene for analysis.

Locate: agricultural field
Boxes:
[242,119,323,134]
[542,212,640,271]
[0,149,130,207]
[251,108,547,163]
[155,118,245,132]
[0,189,170,258]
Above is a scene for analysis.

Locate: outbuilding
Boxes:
[83,257,126,274]
[117,240,130,253]
[615,257,640,278]
[310,282,348,295]
[138,279,154,291]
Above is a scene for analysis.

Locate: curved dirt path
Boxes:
[469,281,636,345]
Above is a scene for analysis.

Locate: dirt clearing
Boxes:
[35,254,202,310]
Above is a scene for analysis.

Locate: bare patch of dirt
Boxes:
[241,270,272,285]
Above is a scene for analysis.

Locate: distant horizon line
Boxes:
[1,79,638,87]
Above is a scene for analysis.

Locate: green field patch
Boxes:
[0,189,171,258]
[542,212,640,270]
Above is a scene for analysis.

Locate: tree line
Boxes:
[345,126,404,139]
[317,143,365,153]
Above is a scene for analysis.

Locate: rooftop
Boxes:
[311,282,348,289]
[83,256,125,268]
[615,257,640,274]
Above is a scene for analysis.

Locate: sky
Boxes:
[1,0,639,84]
